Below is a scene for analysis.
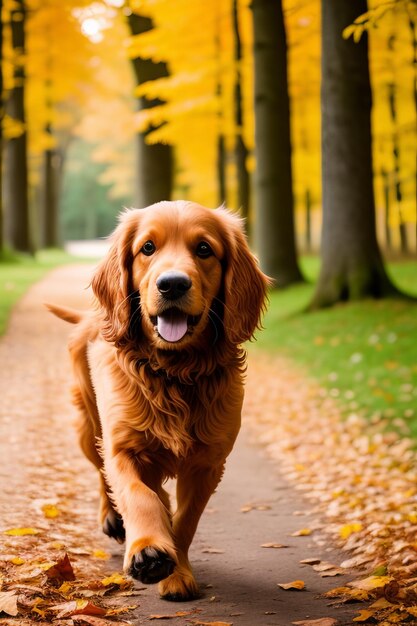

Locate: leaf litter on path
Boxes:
[244,353,417,623]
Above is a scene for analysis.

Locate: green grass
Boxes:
[253,258,417,438]
[0,249,82,335]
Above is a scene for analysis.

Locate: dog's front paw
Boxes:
[102,509,125,543]
[128,546,176,584]
[159,565,200,601]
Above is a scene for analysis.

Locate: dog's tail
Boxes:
[45,303,83,324]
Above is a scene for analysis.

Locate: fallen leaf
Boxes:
[320,569,344,577]
[291,528,312,537]
[150,611,196,619]
[42,503,61,519]
[348,575,393,591]
[369,598,395,609]
[0,591,18,616]
[313,562,339,572]
[278,580,305,590]
[11,557,25,565]
[407,607,417,617]
[339,522,363,540]
[300,558,321,565]
[92,550,109,560]
[323,586,369,602]
[201,548,225,554]
[352,610,374,622]
[51,600,107,619]
[45,554,76,582]
[292,617,337,626]
[100,573,131,588]
[73,617,128,626]
[3,528,40,536]
[261,543,288,549]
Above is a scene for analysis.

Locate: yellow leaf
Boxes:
[92,549,110,559]
[101,572,130,588]
[348,575,393,591]
[353,610,374,622]
[370,598,395,609]
[278,580,305,590]
[291,528,312,537]
[10,557,24,565]
[4,527,40,536]
[42,504,60,519]
[339,522,363,540]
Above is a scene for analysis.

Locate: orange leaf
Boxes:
[278,580,305,590]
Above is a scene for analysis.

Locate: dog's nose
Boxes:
[156,271,192,300]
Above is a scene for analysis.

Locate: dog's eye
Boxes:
[196,241,213,259]
[141,240,156,256]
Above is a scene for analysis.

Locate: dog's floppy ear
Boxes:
[216,208,270,345]
[91,210,141,346]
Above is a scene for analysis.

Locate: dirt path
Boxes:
[0,265,359,625]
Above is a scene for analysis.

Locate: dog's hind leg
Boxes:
[72,385,125,543]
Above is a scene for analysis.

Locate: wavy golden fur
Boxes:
[48,200,269,601]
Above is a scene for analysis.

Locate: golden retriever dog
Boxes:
[48,200,269,601]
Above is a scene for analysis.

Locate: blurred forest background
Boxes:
[0,0,417,306]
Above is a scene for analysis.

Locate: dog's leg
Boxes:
[159,462,225,601]
[73,386,125,543]
[104,450,177,584]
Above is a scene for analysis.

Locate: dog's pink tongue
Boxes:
[157,311,188,343]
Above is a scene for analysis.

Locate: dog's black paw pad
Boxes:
[128,547,175,584]
[103,510,125,543]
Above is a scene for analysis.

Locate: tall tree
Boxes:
[252,0,304,287]
[40,124,60,248]
[232,0,250,224]
[310,0,401,308]
[127,12,173,207]
[0,0,4,255]
[5,0,32,253]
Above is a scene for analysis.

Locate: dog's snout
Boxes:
[156,271,192,300]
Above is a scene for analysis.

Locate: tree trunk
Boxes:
[217,133,227,206]
[305,188,312,252]
[128,13,173,208]
[232,0,250,227]
[0,0,3,255]
[4,0,32,253]
[310,0,400,308]
[381,168,392,251]
[252,0,304,287]
[40,126,60,248]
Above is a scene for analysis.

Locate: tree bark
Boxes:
[40,125,61,248]
[232,0,250,226]
[310,0,400,308]
[252,0,304,287]
[0,0,4,255]
[128,13,173,208]
[4,0,32,253]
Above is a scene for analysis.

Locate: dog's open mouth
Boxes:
[150,309,202,343]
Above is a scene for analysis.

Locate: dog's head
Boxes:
[92,201,269,351]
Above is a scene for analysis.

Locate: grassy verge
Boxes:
[0,249,85,336]
[252,258,417,438]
